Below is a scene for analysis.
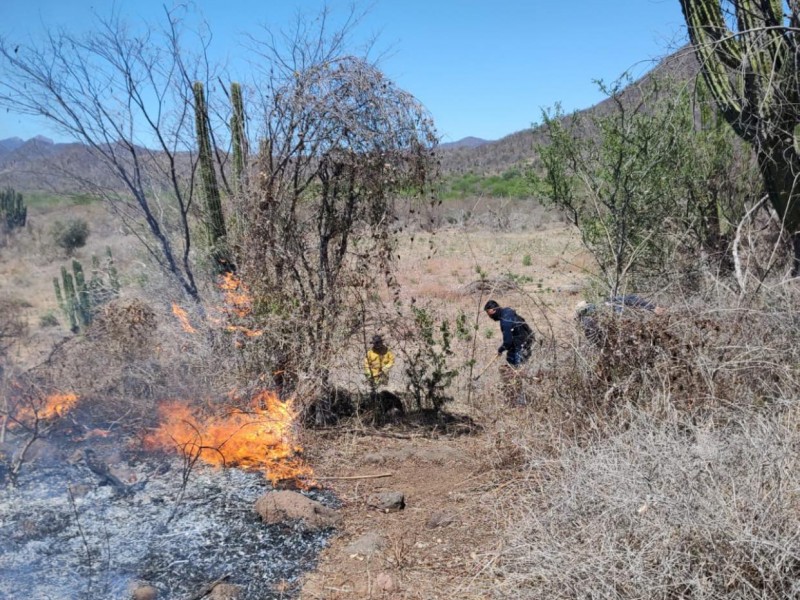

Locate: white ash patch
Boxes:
[0,455,335,599]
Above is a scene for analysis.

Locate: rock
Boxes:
[254,490,341,531]
[209,583,241,599]
[425,510,458,529]
[344,531,386,557]
[367,491,405,512]
[130,584,159,600]
[362,452,386,465]
[375,572,395,592]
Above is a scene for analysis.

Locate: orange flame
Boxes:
[172,274,264,339]
[144,391,312,485]
[218,272,253,318]
[14,392,79,425]
[172,303,197,333]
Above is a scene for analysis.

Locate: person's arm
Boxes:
[382,351,395,371]
[616,295,656,311]
[365,351,377,377]
[498,311,514,353]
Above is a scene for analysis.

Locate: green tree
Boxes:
[538,78,693,294]
[679,0,800,275]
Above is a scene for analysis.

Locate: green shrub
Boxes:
[51,219,90,255]
[39,311,60,328]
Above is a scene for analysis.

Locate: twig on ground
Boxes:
[316,472,392,481]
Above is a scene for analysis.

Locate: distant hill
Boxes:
[0,136,99,193]
[436,45,700,175]
[0,137,25,154]
[0,45,701,193]
[438,136,491,150]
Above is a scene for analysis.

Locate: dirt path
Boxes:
[299,428,506,599]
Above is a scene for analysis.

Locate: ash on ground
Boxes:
[0,446,335,600]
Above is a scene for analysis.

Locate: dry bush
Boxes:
[494,411,800,599]
[89,298,157,360]
[0,295,27,363]
[488,288,800,598]
[523,299,800,442]
[39,293,238,427]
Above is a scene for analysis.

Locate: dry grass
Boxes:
[10,196,799,599]
[484,289,800,599]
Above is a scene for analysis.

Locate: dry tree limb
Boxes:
[315,472,392,481]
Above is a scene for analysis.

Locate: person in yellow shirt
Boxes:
[364,334,394,386]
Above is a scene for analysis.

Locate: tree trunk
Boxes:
[792,232,800,278]
[758,142,800,277]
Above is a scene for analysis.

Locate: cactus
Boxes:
[680,1,800,272]
[230,82,248,194]
[59,266,79,332]
[0,187,27,231]
[54,252,121,332]
[72,259,92,327]
[193,81,229,272]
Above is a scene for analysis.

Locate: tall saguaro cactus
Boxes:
[230,82,248,194]
[680,1,800,273]
[193,81,229,271]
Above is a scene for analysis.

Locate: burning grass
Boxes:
[19,391,78,422]
[145,391,313,486]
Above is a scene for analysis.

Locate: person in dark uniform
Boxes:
[484,300,535,405]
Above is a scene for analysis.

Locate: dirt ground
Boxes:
[298,429,502,600]
[294,221,590,599]
[2,200,591,599]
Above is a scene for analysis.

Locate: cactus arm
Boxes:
[680,0,754,138]
[61,267,79,332]
[230,82,248,193]
[193,81,227,244]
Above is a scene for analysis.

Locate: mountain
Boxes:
[0,45,701,193]
[438,136,491,150]
[436,45,700,175]
[0,137,25,154]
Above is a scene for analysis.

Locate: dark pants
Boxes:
[506,343,532,367]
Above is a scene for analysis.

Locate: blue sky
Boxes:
[1,0,688,143]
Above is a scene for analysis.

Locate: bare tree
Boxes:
[679,0,800,275]
[0,7,222,302]
[233,8,438,422]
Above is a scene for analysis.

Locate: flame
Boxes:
[145,391,312,485]
[172,303,197,333]
[13,392,79,425]
[218,272,253,318]
[172,273,264,339]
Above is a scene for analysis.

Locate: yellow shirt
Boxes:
[364,349,395,379]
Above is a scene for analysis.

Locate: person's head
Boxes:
[484,300,501,321]
[371,334,387,353]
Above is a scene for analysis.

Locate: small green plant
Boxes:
[455,310,472,342]
[504,271,534,285]
[401,307,459,412]
[51,218,90,255]
[484,327,495,339]
[39,311,60,328]
[522,254,532,267]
